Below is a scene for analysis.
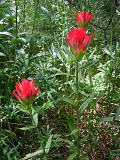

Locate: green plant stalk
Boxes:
[110,0,113,53]
[75,60,80,158]
[23,0,26,22]
[108,0,113,98]
[86,55,93,92]
[15,0,18,54]
[61,0,66,46]
[64,65,70,92]
[29,0,38,57]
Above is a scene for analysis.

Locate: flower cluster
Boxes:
[13,79,40,107]
[75,11,93,27]
[66,10,94,60]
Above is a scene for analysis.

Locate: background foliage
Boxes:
[0,0,120,160]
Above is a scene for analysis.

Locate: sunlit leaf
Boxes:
[21,149,43,160]
[0,31,14,37]
[20,125,35,131]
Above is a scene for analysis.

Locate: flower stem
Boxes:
[15,0,18,54]
[75,60,80,158]
[86,55,93,92]
[76,60,79,97]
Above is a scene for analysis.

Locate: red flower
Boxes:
[75,10,93,26]
[66,27,92,58]
[12,79,40,103]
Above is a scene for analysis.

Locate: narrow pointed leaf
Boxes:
[67,153,77,160]
[45,135,53,154]
[78,93,94,113]
[60,96,76,106]
[0,31,14,37]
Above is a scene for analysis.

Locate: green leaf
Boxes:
[32,107,38,127]
[115,107,120,120]
[41,6,49,14]
[67,153,77,160]
[79,60,97,70]
[100,117,114,122]
[70,129,79,136]
[0,52,5,56]
[115,125,120,128]
[111,149,120,157]
[21,149,43,160]
[60,96,76,106]
[0,31,14,37]
[66,114,75,134]
[20,125,35,131]
[36,100,54,114]
[55,72,74,77]
[78,93,94,113]
[80,156,89,160]
[45,135,53,154]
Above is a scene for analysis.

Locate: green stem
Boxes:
[75,60,80,158]
[110,0,113,53]
[29,0,38,56]
[86,55,93,92]
[23,0,26,23]
[76,60,79,97]
[15,0,18,54]
[108,0,113,98]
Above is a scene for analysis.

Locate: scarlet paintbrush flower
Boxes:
[12,79,40,105]
[75,10,93,27]
[66,27,92,59]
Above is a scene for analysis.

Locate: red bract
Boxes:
[66,27,92,58]
[75,10,93,26]
[12,79,40,103]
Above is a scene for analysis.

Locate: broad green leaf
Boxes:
[78,93,94,113]
[45,135,53,154]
